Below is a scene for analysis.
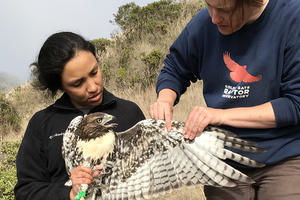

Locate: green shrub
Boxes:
[113,0,182,39]
[113,2,139,34]
[141,50,164,86]
[117,67,128,80]
[0,94,20,137]
[129,76,140,87]
[101,63,112,84]
[142,50,164,68]
[119,47,132,67]
[0,141,20,200]
[92,38,111,53]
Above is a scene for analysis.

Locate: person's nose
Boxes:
[86,78,98,93]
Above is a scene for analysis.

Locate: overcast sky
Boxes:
[0,0,156,84]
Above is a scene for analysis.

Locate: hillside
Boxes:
[92,0,205,91]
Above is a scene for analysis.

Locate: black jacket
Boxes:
[14,89,145,200]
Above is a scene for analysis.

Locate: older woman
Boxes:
[150,0,300,199]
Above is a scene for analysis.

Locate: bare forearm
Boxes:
[215,102,277,129]
[152,89,277,138]
[157,88,177,104]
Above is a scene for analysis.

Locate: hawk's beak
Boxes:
[103,114,118,128]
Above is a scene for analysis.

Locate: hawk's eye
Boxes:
[96,118,102,124]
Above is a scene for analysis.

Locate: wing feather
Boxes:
[62,115,84,175]
[99,119,265,200]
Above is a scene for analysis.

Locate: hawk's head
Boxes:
[75,112,117,140]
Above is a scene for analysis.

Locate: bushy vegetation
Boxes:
[99,0,205,90]
[0,94,20,138]
[113,0,182,39]
[0,141,20,200]
[92,38,111,54]
[141,50,164,87]
[0,85,57,199]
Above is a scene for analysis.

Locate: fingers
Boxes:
[92,165,103,178]
[183,106,212,140]
[164,108,172,131]
[150,101,170,119]
[95,165,103,170]
[70,165,103,200]
[70,165,94,185]
[149,101,173,131]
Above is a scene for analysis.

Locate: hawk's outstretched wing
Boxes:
[100,119,265,200]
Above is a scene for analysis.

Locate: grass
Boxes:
[0,141,20,200]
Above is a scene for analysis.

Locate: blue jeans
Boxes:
[204,156,300,200]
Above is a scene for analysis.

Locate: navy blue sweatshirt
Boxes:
[157,0,300,165]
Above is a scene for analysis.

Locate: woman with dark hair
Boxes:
[14,32,145,200]
[150,0,300,199]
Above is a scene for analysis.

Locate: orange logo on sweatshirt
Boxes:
[223,52,262,83]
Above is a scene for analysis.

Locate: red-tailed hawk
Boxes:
[62,112,265,200]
